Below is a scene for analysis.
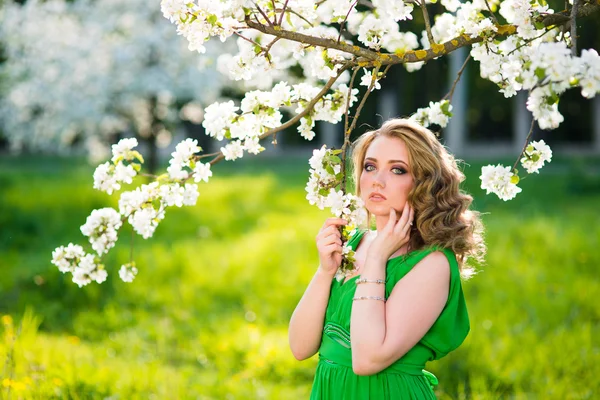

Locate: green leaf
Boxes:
[534,67,546,80]
[329,155,342,164]
[207,14,218,25]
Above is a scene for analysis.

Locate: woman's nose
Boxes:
[373,174,385,188]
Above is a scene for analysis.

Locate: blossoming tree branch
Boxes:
[52,0,600,286]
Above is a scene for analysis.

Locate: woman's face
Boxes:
[359,135,414,217]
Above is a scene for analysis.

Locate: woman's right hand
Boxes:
[316,218,348,276]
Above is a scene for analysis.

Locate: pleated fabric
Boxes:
[309,229,470,399]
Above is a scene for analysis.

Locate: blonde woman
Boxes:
[289,119,485,399]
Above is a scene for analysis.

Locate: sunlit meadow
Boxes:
[0,155,599,399]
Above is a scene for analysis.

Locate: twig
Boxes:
[570,0,579,56]
[344,67,361,137]
[346,65,381,136]
[442,53,471,102]
[337,0,358,44]
[254,2,275,27]
[208,64,351,166]
[278,0,290,26]
[130,226,134,263]
[511,117,536,172]
[196,151,221,159]
[340,66,361,193]
[286,9,315,27]
[233,31,265,51]
[484,0,499,25]
[263,37,281,57]
[418,0,436,46]
[506,28,554,56]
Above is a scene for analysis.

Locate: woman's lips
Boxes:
[369,193,386,202]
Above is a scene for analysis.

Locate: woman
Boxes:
[289,118,485,399]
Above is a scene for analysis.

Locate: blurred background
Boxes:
[0,0,599,399]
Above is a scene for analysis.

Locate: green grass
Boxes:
[0,153,599,399]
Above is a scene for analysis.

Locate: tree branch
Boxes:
[337,0,358,44]
[484,0,500,25]
[246,18,520,66]
[208,64,350,166]
[570,0,579,56]
[417,0,436,46]
[539,0,600,27]
[341,66,361,193]
[512,117,536,173]
[278,0,290,25]
[246,18,380,60]
[442,53,471,102]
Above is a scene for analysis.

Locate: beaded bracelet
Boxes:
[355,278,385,285]
[353,296,386,302]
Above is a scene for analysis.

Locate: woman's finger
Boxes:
[385,208,397,232]
[321,233,342,246]
[394,202,410,234]
[320,218,347,232]
[323,243,343,254]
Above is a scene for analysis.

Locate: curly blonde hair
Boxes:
[351,118,485,278]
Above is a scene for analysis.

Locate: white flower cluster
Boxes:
[202,81,358,159]
[93,138,141,195]
[472,32,600,130]
[481,139,552,200]
[480,165,522,201]
[80,208,122,255]
[306,145,367,224]
[306,145,367,275]
[520,140,552,174]
[119,262,138,283]
[410,100,453,128]
[54,135,215,286]
[167,138,212,183]
[51,244,108,287]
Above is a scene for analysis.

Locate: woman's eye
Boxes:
[364,163,375,172]
[392,167,406,175]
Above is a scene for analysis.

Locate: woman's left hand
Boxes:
[367,202,414,262]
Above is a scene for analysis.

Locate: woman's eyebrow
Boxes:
[365,157,409,167]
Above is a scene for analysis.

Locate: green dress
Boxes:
[310,229,470,399]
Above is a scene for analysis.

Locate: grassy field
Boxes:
[0,153,599,399]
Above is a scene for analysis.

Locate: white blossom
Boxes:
[193,162,212,183]
[119,263,138,283]
[111,138,139,163]
[80,207,122,255]
[360,69,381,91]
[221,140,245,161]
[480,164,522,201]
[183,183,200,206]
[520,140,553,174]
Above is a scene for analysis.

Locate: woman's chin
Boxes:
[367,204,394,216]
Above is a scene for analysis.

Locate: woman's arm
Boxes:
[288,268,336,360]
[350,251,450,375]
[289,217,347,361]
[349,205,449,375]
